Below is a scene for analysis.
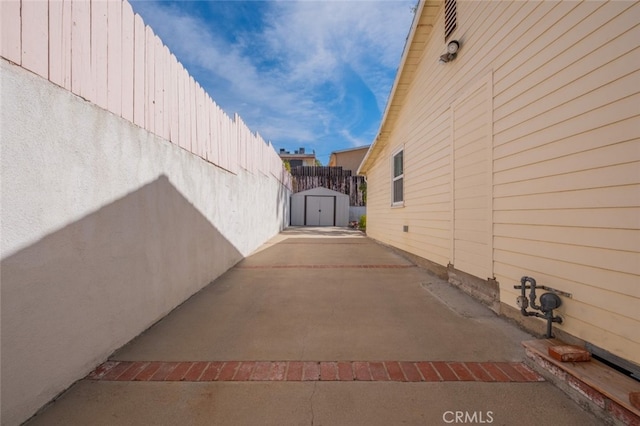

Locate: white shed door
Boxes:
[306,196,335,226]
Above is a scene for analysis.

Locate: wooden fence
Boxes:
[290,167,366,206]
[0,0,290,188]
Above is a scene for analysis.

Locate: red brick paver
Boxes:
[384,361,406,382]
[116,362,149,381]
[88,361,544,383]
[481,362,512,382]
[416,362,441,381]
[353,361,372,381]
[134,362,163,381]
[320,362,338,381]
[432,362,458,381]
[285,361,304,381]
[400,362,422,382]
[512,363,545,382]
[250,362,271,381]
[149,362,179,381]
[200,362,225,381]
[369,362,389,381]
[269,362,287,381]
[464,362,494,382]
[448,362,476,381]
[182,362,209,381]
[237,264,415,269]
[86,361,119,380]
[302,362,320,381]
[494,362,527,382]
[101,362,134,381]
[337,362,354,381]
[218,361,240,381]
[234,362,256,381]
[165,362,193,381]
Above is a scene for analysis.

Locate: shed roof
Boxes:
[292,187,349,198]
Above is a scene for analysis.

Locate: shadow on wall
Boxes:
[276,173,291,229]
[0,175,242,425]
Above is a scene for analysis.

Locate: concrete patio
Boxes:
[26,228,599,425]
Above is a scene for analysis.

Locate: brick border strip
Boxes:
[237,265,416,269]
[88,361,544,383]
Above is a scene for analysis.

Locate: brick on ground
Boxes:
[548,345,591,362]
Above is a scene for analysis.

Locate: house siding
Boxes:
[363,0,639,366]
[452,75,493,280]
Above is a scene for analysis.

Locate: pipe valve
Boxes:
[514,276,564,338]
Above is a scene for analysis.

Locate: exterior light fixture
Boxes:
[439,40,460,64]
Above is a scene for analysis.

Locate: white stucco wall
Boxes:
[0,59,290,426]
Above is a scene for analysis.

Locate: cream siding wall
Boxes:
[365,0,640,365]
[452,75,493,280]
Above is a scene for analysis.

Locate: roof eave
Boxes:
[358,0,440,176]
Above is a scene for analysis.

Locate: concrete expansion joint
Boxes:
[309,381,318,426]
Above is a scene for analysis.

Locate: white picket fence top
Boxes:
[1,0,291,188]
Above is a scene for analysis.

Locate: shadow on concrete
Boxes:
[1,175,242,426]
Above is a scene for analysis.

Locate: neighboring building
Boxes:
[328,145,370,174]
[359,0,639,375]
[278,147,317,168]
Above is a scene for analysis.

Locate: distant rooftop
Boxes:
[278,147,315,157]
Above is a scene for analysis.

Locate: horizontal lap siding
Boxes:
[453,77,491,279]
[366,0,639,365]
[366,143,393,239]
[492,1,640,364]
[380,101,452,267]
[404,29,456,266]
[367,0,511,269]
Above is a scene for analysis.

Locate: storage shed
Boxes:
[290,187,349,227]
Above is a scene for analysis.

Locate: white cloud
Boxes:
[130,0,414,160]
[263,2,414,82]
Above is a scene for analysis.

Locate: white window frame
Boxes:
[391,147,404,207]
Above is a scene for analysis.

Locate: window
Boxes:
[392,149,404,205]
[445,0,457,40]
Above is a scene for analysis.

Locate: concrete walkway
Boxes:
[27,228,599,425]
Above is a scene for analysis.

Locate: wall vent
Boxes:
[445,0,457,40]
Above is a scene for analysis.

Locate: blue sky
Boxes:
[130,0,416,165]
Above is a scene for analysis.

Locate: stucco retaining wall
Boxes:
[0,59,290,426]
